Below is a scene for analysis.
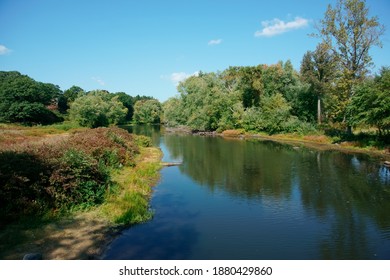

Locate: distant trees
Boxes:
[163,62,316,134]
[0,71,62,124]
[58,86,86,113]
[133,99,162,124]
[69,90,128,128]
[0,70,157,127]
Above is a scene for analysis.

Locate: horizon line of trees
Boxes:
[0,71,157,127]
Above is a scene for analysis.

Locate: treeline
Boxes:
[163,0,389,136]
[164,62,317,134]
[0,71,157,127]
[163,62,389,135]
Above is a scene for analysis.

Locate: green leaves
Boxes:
[0,71,62,125]
[69,90,128,128]
[133,99,162,124]
[348,67,390,133]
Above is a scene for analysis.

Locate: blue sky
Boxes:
[1,0,389,101]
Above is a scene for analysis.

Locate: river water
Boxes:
[103,125,390,259]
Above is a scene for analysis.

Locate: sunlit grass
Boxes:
[100,147,162,225]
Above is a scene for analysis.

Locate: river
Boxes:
[102,125,390,259]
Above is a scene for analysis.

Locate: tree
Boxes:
[300,42,338,124]
[69,90,127,128]
[163,97,185,127]
[113,92,134,122]
[0,71,62,124]
[348,67,390,134]
[63,86,86,102]
[133,99,162,124]
[59,86,86,113]
[315,0,385,132]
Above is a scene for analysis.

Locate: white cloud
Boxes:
[91,76,105,86]
[208,39,222,46]
[162,71,199,85]
[254,17,309,37]
[0,45,11,55]
[171,71,199,84]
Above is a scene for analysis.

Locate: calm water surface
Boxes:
[103,125,390,259]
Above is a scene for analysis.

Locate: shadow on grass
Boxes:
[324,128,390,149]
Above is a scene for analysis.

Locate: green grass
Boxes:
[99,147,162,225]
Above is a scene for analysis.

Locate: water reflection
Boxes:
[162,134,390,259]
[108,126,390,259]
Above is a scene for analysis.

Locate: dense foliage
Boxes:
[163,63,316,134]
[69,90,128,128]
[133,99,162,124]
[0,71,63,125]
[0,71,156,126]
[0,127,141,223]
[348,67,390,134]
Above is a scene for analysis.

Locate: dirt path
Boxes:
[0,210,121,260]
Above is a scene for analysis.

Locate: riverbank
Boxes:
[0,124,162,259]
[165,126,390,161]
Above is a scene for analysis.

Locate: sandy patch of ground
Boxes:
[0,210,120,260]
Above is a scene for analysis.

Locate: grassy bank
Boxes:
[100,147,162,225]
[0,124,162,259]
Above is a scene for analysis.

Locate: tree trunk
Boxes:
[346,125,352,135]
[317,97,321,125]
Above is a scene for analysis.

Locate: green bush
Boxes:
[0,151,52,221]
[48,149,109,209]
[134,135,152,147]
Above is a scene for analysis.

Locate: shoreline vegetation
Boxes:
[0,124,162,259]
[165,126,390,161]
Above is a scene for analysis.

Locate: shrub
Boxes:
[0,127,144,222]
[48,149,109,209]
[0,151,52,221]
[134,135,152,147]
[282,116,318,134]
[62,127,139,167]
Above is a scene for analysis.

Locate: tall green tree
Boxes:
[0,71,62,124]
[300,42,338,124]
[113,92,134,122]
[315,0,385,132]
